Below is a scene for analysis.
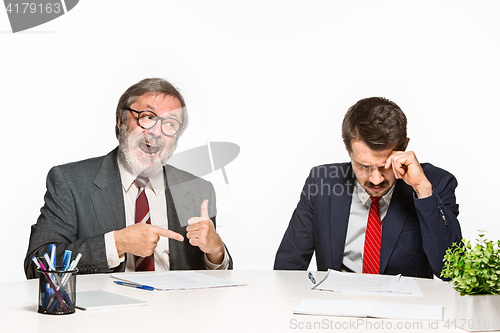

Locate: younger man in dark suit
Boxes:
[274,97,461,278]
[25,78,232,278]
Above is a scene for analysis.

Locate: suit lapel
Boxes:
[330,163,355,271]
[90,148,126,233]
[164,165,191,227]
[379,180,412,274]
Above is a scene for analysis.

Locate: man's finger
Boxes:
[385,154,394,169]
[187,216,207,225]
[393,160,405,179]
[393,156,412,180]
[152,226,184,242]
[401,164,408,175]
[200,199,209,218]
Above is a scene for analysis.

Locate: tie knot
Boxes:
[370,196,382,204]
[134,176,150,189]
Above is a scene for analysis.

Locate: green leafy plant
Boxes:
[441,230,500,296]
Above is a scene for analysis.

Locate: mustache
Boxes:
[364,180,390,188]
[118,122,164,148]
[136,133,164,149]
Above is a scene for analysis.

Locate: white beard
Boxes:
[118,122,177,177]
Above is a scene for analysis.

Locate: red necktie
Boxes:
[134,176,155,271]
[362,196,382,274]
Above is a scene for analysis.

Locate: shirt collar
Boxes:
[355,180,395,207]
[117,155,164,195]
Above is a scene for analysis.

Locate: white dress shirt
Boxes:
[341,181,395,273]
[104,157,229,271]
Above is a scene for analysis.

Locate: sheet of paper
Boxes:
[313,270,400,292]
[294,299,443,321]
[76,290,147,310]
[294,299,372,317]
[369,301,443,321]
[313,270,419,295]
[110,271,243,290]
[341,278,423,297]
[394,276,417,294]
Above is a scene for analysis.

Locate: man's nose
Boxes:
[369,167,384,185]
[145,121,163,136]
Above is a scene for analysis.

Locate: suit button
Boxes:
[440,208,448,226]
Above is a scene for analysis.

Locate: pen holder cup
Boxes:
[37,268,78,315]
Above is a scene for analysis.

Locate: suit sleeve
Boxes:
[414,169,462,279]
[274,170,316,270]
[24,166,115,279]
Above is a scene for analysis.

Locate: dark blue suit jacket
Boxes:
[274,163,462,279]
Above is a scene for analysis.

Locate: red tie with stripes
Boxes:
[362,196,382,274]
[134,176,155,271]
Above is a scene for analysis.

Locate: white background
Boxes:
[1,0,499,284]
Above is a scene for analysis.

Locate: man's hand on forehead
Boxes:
[385,150,411,179]
[385,151,433,198]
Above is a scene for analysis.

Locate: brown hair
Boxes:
[115,78,188,138]
[342,97,407,152]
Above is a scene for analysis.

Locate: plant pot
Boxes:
[454,291,500,331]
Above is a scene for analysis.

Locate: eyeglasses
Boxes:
[126,108,182,137]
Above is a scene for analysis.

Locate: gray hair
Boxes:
[115,78,189,138]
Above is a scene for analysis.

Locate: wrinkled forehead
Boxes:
[130,93,183,118]
[349,139,394,167]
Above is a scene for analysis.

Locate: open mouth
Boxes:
[139,142,160,156]
[371,186,384,191]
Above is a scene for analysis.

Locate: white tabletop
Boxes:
[0,270,469,333]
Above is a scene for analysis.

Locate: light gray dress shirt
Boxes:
[341,181,395,273]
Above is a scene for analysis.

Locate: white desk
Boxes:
[0,270,472,332]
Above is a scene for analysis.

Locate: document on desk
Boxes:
[110,271,243,290]
[76,290,147,310]
[294,299,443,321]
[313,269,419,295]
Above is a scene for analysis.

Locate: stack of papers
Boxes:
[294,299,443,321]
[296,270,442,321]
[111,271,243,290]
[313,270,421,296]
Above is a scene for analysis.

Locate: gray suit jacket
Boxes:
[25,148,232,279]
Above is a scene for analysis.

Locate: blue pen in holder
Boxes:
[37,267,77,315]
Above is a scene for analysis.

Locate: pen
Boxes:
[308,272,316,284]
[61,253,82,286]
[32,257,51,308]
[61,250,72,271]
[43,253,64,287]
[49,244,56,269]
[44,253,56,271]
[114,280,154,291]
[31,256,42,270]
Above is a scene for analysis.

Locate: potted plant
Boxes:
[441,230,500,332]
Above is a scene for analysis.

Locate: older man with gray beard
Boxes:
[25,78,231,279]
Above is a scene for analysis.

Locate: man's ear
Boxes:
[117,112,123,131]
[402,137,410,151]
